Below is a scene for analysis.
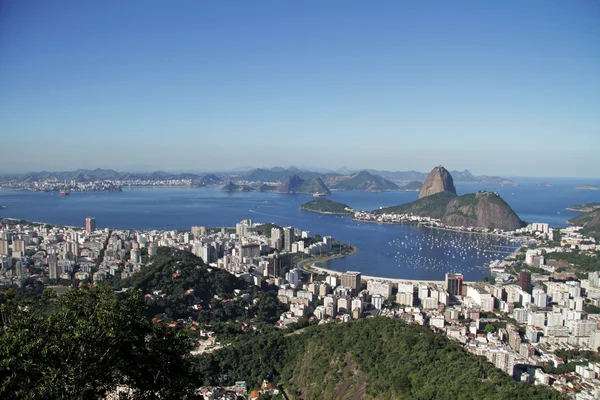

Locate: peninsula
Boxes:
[300,199,353,215]
[567,203,600,213]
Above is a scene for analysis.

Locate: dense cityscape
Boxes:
[1,210,599,398]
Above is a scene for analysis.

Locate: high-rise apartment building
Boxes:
[445,272,464,297]
[271,227,283,251]
[341,271,361,293]
[130,248,141,264]
[86,217,96,233]
[48,254,59,280]
[0,239,9,256]
[519,271,532,294]
[283,227,294,252]
[267,252,294,278]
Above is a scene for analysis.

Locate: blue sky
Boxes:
[1,1,599,177]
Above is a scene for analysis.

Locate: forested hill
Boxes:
[1,281,565,398]
[112,248,285,334]
[197,318,565,399]
[116,247,244,300]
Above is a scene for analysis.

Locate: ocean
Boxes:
[1,178,599,281]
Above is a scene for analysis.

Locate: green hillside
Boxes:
[197,318,565,399]
[113,248,285,335]
[567,203,600,212]
[569,209,600,239]
[301,198,353,214]
[375,191,456,218]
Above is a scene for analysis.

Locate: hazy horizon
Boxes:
[1,1,599,177]
[2,164,600,182]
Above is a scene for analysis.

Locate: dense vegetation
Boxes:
[110,248,285,338]
[375,191,456,218]
[545,250,600,275]
[300,198,353,214]
[0,249,568,399]
[198,318,565,399]
[0,286,198,399]
[568,209,600,239]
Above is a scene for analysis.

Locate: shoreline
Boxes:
[300,208,354,216]
[353,218,528,240]
[296,245,358,270]
[300,262,478,285]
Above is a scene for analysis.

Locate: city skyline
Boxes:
[1,1,599,177]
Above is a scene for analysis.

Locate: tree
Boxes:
[0,286,199,399]
[484,323,496,333]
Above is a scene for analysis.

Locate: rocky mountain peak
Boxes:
[418,166,457,199]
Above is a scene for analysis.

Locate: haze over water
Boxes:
[1,179,599,281]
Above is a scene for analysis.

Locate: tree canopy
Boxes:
[0,286,197,399]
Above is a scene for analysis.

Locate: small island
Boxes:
[536,182,553,187]
[220,182,254,192]
[567,203,600,213]
[0,205,7,209]
[577,185,599,191]
[300,198,353,215]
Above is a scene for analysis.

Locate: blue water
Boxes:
[1,179,598,281]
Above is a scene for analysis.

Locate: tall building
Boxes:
[532,287,548,308]
[519,271,532,294]
[85,217,96,233]
[240,244,260,259]
[283,227,294,252]
[590,271,600,288]
[267,252,294,278]
[12,240,25,253]
[130,248,141,264]
[191,226,206,238]
[341,271,361,293]
[48,254,59,280]
[0,239,9,256]
[323,236,333,252]
[445,272,464,297]
[367,280,393,299]
[271,228,283,251]
[285,268,301,286]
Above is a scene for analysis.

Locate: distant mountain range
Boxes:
[0,167,516,187]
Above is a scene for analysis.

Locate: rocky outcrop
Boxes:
[442,191,526,231]
[375,190,525,231]
[275,175,330,194]
[418,166,457,199]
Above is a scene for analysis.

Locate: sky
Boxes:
[0,1,599,177]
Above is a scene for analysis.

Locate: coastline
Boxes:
[300,208,354,216]
[296,245,358,270]
[300,262,475,285]
[353,218,527,240]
